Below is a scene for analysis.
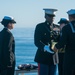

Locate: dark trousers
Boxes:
[72,70,75,75]
[0,63,15,75]
[58,53,64,75]
[38,63,57,75]
[63,52,75,75]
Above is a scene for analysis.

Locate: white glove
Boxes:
[44,45,51,53]
[44,45,54,53]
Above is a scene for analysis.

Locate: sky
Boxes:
[0,0,75,28]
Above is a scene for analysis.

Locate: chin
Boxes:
[11,27,14,29]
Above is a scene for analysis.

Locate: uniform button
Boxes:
[44,33,46,35]
[50,36,52,37]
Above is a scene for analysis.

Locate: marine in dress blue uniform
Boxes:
[34,8,59,75]
[0,16,16,75]
[53,9,75,75]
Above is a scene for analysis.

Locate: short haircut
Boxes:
[1,19,12,27]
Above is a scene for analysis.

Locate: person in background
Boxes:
[0,16,16,75]
[34,8,59,75]
[53,9,75,75]
[57,18,69,75]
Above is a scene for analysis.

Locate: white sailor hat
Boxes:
[67,9,75,15]
[43,8,58,16]
[1,16,16,23]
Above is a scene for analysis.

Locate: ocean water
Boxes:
[11,28,37,66]
[9,28,58,75]
[12,28,37,75]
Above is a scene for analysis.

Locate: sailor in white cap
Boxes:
[34,8,59,75]
[1,16,16,28]
[53,9,75,75]
[0,16,16,75]
[67,9,75,22]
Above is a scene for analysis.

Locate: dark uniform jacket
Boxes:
[56,21,75,51]
[34,21,59,65]
[55,21,75,75]
[0,28,15,71]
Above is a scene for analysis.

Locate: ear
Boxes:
[8,23,11,27]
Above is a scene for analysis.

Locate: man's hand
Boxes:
[53,46,58,52]
[44,45,50,52]
[44,45,54,53]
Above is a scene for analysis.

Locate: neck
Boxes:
[5,27,11,31]
[46,21,53,25]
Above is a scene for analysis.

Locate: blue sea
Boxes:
[12,28,37,75]
[2,27,58,75]
[11,28,37,66]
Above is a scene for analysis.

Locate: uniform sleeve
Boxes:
[34,25,44,49]
[4,33,14,66]
[0,33,4,67]
[55,26,68,49]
